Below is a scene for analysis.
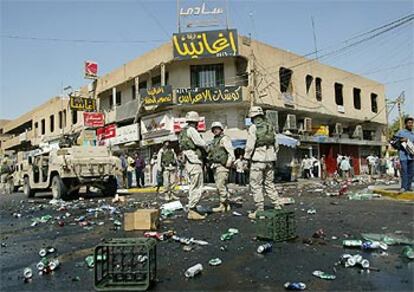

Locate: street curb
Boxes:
[372,188,414,201]
[125,186,181,193]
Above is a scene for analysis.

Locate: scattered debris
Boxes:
[208,258,222,266]
[284,282,306,290]
[257,243,272,254]
[312,270,336,280]
[361,233,414,245]
[185,263,203,278]
[220,228,239,241]
[402,246,414,260]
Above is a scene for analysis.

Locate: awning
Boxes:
[232,134,300,149]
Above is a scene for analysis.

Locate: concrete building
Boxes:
[1,31,387,178]
[90,32,386,176]
[1,97,83,152]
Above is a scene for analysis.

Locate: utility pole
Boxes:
[249,52,257,107]
[397,91,405,130]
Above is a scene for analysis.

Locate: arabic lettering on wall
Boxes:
[70,96,96,112]
[173,29,238,60]
[140,85,173,106]
[176,86,242,105]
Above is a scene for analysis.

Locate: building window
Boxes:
[305,75,313,94]
[132,85,137,100]
[41,119,45,135]
[63,110,66,127]
[35,122,38,136]
[353,88,361,110]
[191,64,224,88]
[50,115,54,133]
[109,92,122,108]
[334,83,344,106]
[315,77,322,101]
[279,67,293,94]
[58,111,63,129]
[116,92,121,105]
[72,110,78,125]
[139,81,147,90]
[151,75,161,87]
[371,93,378,113]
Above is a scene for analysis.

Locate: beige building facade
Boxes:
[1,97,83,152]
[1,32,387,176]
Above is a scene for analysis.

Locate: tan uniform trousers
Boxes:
[185,161,204,209]
[161,168,176,195]
[213,165,230,203]
[250,161,280,210]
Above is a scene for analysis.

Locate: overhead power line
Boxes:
[1,35,167,44]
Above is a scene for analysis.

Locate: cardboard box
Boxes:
[124,209,159,231]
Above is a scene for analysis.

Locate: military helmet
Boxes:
[248,106,265,118]
[185,111,200,123]
[211,121,224,131]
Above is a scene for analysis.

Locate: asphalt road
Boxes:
[1,182,413,291]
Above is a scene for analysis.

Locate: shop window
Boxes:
[41,119,45,135]
[371,93,378,113]
[50,115,54,133]
[334,82,344,106]
[191,64,224,88]
[279,67,293,94]
[305,75,313,94]
[353,88,361,110]
[315,77,322,101]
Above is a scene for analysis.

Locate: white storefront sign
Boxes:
[141,111,174,140]
[110,123,139,145]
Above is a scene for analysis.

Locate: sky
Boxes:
[1,0,413,123]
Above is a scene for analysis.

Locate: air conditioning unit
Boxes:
[284,114,297,131]
[335,123,343,136]
[304,117,312,132]
[352,125,363,140]
[265,110,279,133]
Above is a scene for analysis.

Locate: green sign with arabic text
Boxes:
[176,86,242,105]
[140,85,173,106]
[173,29,238,60]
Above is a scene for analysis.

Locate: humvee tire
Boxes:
[23,177,35,198]
[102,176,118,196]
[51,175,69,200]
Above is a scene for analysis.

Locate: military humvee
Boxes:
[23,145,121,200]
[8,152,30,192]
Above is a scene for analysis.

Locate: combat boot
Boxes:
[274,204,282,210]
[212,202,231,213]
[187,209,207,220]
[248,207,264,220]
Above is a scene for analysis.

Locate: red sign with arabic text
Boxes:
[96,124,116,142]
[83,112,105,128]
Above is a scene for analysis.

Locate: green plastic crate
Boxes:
[256,209,296,242]
[94,238,157,291]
